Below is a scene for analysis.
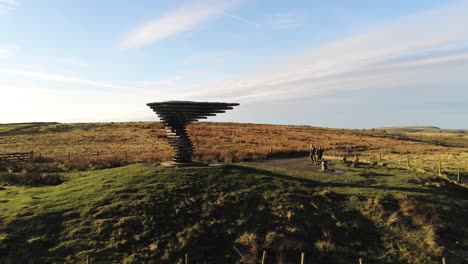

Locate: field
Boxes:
[0,122,467,263]
[0,122,466,178]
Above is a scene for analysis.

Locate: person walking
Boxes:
[310,145,317,164]
[317,146,324,162]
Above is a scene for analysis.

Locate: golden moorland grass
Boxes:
[0,122,466,176]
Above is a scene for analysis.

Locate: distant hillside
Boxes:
[0,122,59,126]
[375,126,466,134]
[0,122,60,134]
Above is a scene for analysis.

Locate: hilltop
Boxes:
[0,161,467,263]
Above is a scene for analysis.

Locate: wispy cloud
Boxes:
[224,11,261,28]
[223,10,303,30]
[0,45,18,58]
[139,71,200,87]
[118,0,241,50]
[0,69,132,90]
[264,11,303,30]
[0,0,18,14]
[0,85,146,123]
[181,50,239,66]
[173,0,468,102]
[0,0,18,7]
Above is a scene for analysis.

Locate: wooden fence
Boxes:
[83,252,449,264]
[0,151,34,163]
[0,148,464,183]
[343,152,465,183]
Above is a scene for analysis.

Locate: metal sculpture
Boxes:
[147,101,239,163]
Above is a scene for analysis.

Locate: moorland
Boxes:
[0,122,467,263]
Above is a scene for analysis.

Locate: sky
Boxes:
[0,0,467,128]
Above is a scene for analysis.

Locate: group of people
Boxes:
[310,145,325,164]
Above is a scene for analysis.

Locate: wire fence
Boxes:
[331,151,466,184]
[0,146,465,183]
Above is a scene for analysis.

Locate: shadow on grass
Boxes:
[228,165,322,187]
[1,164,466,263]
[0,165,389,263]
[231,164,468,198]
[0,211,65,263]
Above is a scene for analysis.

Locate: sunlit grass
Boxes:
[0,162,466,263]
[0,122,466,174]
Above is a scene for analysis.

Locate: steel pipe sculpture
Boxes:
[147,101,239,163]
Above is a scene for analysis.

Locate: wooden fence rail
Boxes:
[0,151,33,163]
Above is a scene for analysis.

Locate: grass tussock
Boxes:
[0,172,64,186]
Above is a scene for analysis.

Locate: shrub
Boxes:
[314,240,335,255]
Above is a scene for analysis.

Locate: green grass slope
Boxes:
[0,162,467,263]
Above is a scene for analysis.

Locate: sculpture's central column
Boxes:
[147,101,239,163]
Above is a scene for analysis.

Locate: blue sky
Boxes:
[0,0,467,128]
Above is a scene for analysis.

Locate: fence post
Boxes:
[359,257,363,264]
[97,151,100,160]
[438,159,442,176]
[185,253,188,264]
[125,151,128,162]
[86,255,90,264]
[457,167,460,183]
[301,252,305,264]
[261,250,266,264]
[68,151,71,160]
[30,151,34,163]
[442,256,446,264]
[270,147,273,156]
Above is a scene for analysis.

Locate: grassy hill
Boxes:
[0,122,467,263]
[0,161,467,263]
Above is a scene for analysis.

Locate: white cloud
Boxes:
[2,1,468,124]
[172,0,468,102]
[118,0,241,50]
[0,69,132,90]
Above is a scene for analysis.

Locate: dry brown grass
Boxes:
[0,122,466,175]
